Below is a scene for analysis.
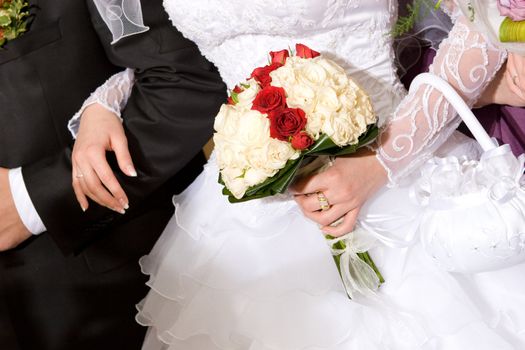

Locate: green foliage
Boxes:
[0,0,30,47]
[392,0,442,38]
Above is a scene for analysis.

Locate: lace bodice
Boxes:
[162,0,405,125]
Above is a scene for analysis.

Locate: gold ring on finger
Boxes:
[316,191,330,211]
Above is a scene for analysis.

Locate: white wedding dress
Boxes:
[75,1,525,349]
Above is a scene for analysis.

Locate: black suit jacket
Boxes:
[0,0,226,267]
[0,2,225,347]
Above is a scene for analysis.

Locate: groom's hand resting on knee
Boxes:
[0,168,31,251]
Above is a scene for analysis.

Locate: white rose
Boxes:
[298,60,328,86]
[339,88,376,126]
[340,107,368,137]
[236,110,271,147]
[246,145,272,171]
[244,167,274,187]
[213,134,247,169]
[314,87,340,114]
[323,113,360,147]
[236,78,261,108]
[353,111,369,135]
[214,104,241,137]
[269,64,297,89]
[221,167,248,199]
[286,83,317,113]
[305,110,328,140]
[265,138,300,170]
[316,58,349,92]
[338,87,357,109]
[356,90,376,125]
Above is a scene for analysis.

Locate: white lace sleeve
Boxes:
[375,12,507,185]
[68,68,135,139]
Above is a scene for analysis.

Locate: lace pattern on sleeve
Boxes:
[375,14,507,186]
[441,0,461,20]
[68,68,135,139]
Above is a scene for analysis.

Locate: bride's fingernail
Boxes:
[119,198,130,210]
[110,206,126,215]
[81,205,86,212]
[127,166,137,177]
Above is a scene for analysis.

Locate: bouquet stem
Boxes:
[328,233,384,299]
[356,252,385,284]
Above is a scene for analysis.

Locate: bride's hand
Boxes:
[504,53,525,105]
[477,54,525,108]
[72,103,136,213]
[290,148,387,237]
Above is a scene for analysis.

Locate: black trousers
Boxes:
[0,207,173,350]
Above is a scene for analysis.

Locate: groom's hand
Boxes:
[0,168,31,251]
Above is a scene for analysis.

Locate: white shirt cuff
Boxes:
[8,167,47,235]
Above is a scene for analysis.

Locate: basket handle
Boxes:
[410,73,497,152]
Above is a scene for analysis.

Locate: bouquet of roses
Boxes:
[214,43,378,202]
[213,44,383,298]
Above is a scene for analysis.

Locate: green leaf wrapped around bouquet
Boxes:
[221,124,378,203]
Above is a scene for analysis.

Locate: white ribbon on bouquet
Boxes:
[326,227,381,299]
[93,0,149,44]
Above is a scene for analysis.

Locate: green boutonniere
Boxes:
[0,0,30,47]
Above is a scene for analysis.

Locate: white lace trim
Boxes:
[68,69,134,139]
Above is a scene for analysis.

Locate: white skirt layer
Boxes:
[136,132,525,350]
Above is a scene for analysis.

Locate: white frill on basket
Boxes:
[410,73,525,274]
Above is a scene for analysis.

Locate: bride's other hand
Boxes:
[477,54,525,107]
[504,53,525,105]
[290,148,387,237]
[72,103,136,213]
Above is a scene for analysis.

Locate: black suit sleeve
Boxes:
[22,0,226,255]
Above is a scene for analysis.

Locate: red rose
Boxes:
[250,63,282,88]
[251,86,287,114]
[270,49,289,65]
[227,85,243,105]
[291,131,314,150]
[295,43,320,59]
[268,107,307,141]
